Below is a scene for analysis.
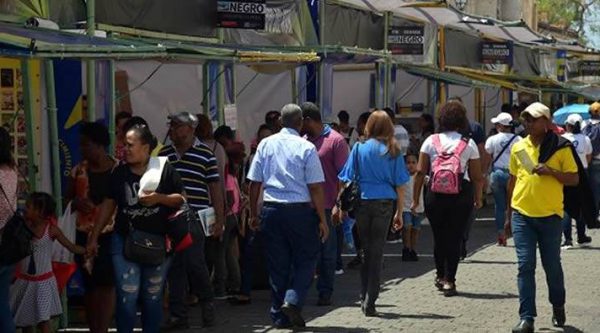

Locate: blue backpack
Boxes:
[583,122,600,155]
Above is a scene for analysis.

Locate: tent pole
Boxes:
[437,27,447,109]
[86,0,96,121]
[202,63,210,116]
[44,60,62,214]
[291,68,297,104]
[108,59,116,154]
[383,12,391,110]
[216,28,225,125]
[21,60,38,191]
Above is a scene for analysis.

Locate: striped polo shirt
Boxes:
[159,140,219,210]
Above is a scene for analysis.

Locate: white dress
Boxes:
[10,225,62,327]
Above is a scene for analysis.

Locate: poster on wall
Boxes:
[0,58,40,201]
[54,60,83,192]
[217,0,266,29]
[388,26,424,55]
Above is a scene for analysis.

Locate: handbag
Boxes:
[338,143,361,218]
[123,157,168,265]
[0,183,33,265]
[124,226,167,266]
[167,202,203,252]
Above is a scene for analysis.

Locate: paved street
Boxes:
[186,207,600,333]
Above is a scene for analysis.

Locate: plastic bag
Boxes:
[52,202,77,263]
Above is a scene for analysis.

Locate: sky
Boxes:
[584,4,600,49]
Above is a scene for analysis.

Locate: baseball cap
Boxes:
[565,113,583,125]
[168,111,198,128]
[491,112,513,126]
[521,102,551,120]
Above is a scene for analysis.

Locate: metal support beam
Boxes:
[86,0,96,121]
[108,59,116,154]
[44,60,62,215]
[202,64,210,116]
[383,12,392,109]
[21,60,38,191]
[291,68,297,104]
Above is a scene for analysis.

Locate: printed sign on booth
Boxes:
[388,26,424,55]
[481,42,513,65]
[217,0,266,29]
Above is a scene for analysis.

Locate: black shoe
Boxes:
[410,250,419,261]
[274,321,293,329]
[228,296,252,306]
[442,282,457,297]
[401,247,411,261]
[161,317,190,331]
[577,235,592,245]
[552,306,566,327]
[281,303,306,328]
[347,255,363,269]
[364,304,377,317]
[201,301,216,327]
[317,295,332,306]
[512,320,534,333]
[434,277,444,291]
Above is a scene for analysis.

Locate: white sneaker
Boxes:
[335,269,344,275]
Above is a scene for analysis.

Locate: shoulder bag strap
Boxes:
[0,182,15,216]
[353,143,360,182]
[491,135,517,168]
[431,134,444,155]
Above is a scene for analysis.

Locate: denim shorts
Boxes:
[402,212,425,230]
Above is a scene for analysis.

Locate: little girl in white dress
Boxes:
[10,192,85,333]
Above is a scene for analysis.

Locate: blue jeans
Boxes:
[491,169,510,233]
[261,203,320,325]
[561,212,586,242]
[512,212,565,322]
[589,159,600,210]
[0,264,15,333]
[316,210,337,298]
[402,212,425,229]
[111,234,171,333]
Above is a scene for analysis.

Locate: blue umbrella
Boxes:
[552,104,590,125]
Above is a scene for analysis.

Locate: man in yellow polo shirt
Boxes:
[507,102,579,333]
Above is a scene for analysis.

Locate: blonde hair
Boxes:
[364,110,400,158]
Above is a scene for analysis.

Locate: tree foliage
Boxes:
[537,0,600,43]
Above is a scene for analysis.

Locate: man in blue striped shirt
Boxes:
[248,103,329,329]
[159,111,225,330]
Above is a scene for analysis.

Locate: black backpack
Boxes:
[582,121,600,155]
[0,184,33,265]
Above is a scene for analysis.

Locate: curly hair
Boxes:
[438,101,469,133]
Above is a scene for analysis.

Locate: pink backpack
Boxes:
[430,134,469,194]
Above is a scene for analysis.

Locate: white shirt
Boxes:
[394,125,410,155]
[403,174,424,213]
[485,132,521,170]
[562,132,592,168]
[420,131,480,180]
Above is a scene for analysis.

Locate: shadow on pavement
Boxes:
[462,259,516,265]
[292,327,370,333]
[456,292,518,300]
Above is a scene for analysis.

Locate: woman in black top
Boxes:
[66,122,117,333]
[87,125,184,333]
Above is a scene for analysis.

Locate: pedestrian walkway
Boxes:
[188,209,600,332]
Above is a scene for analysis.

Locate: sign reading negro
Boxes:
[388,26,424,55]
[481,42,512,65]
[217,0,266,30]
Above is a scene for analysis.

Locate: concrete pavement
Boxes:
[185,208,600,333]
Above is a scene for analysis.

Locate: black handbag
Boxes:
[124,223,167,266]
[0,184,33,265]
[167,202,203,252]
[338,143,361,218]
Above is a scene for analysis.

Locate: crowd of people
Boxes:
[0,98,599,333]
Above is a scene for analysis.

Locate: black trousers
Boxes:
[425,181,474,283]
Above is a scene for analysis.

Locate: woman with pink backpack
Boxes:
[411,101,484,297]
